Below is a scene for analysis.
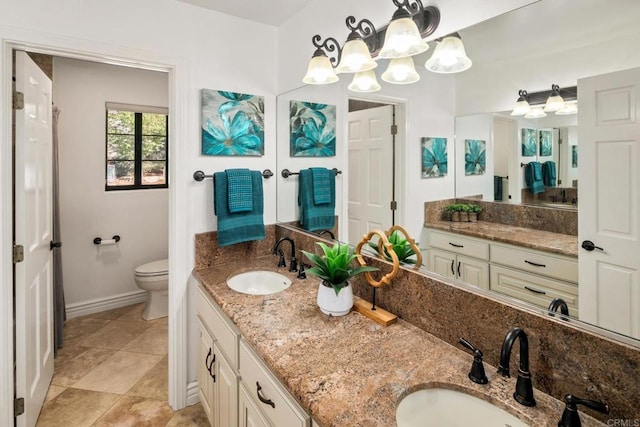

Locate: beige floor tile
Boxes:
[127,355,168,401]
[52,346,116,387]
[121,322,168,355]
[63,317,112,348]
[90,304,143,320]
[43,385,66,404]
[92,395,173,427]
[166,402,210,427]
[72,351,162,394]
[36,388,120,427]
[115,303,147,321]
[80,319,154,350]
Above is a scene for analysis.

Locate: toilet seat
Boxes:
[135,259,168,277]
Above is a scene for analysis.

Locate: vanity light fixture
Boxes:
[524,106,547,119]
[381,56,420,84]
[302,35,342,85]
[510,90,531,116]
[424,33,472,73]
[543,84,565,112]
[510,85,577,118]
[378,0,430,59]
[348,69,382,92]
[555,100,578,115]
[336,17,377,74]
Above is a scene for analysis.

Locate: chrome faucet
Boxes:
[273,237,297,272]
[497,327,536,407]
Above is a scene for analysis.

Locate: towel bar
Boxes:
[281,168,342,178]
[193,169,273,181]
[520,162,528,167]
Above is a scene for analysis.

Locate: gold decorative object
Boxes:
[383,225,423,270]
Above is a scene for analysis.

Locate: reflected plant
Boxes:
[368,230,417,264]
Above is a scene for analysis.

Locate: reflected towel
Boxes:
[525,162,545,194]
[299,169,335,231]
[494,175,503,201]
[311,167,332,205]
[214,170,265,247]
[542,161,557,187]
[225,168,253,213]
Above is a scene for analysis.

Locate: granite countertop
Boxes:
[194,257,604,427]
[425,220,578,257]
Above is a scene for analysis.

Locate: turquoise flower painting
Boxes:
[201,89,264,156]
[465,139,486,176]
[539,129,552,156]
[290,100,336,157]
[421,137,448,178]
[521,128,536,157]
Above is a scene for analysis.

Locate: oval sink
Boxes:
[397,388,529,427]
[226,271,291,295]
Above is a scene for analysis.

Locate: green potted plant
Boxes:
[459,203,472,222]
[468,204,482,222]
[301,242,378,316]
[368,230,417,265]
[446,203,463,222]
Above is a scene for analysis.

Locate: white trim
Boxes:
[186,380,201,406]
[0,28,191,426]
[65,290,147,319]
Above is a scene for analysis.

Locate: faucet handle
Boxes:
[297,263,308,279]
[459,338,488,384]
[277,250,286,268]
[558,394,610,427]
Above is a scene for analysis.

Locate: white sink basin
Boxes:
[226,271,291,295]
[397,388,529,427]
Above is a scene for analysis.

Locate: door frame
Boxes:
[0,31,190,425]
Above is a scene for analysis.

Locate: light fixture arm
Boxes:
[310,34,342,67]
[392,0,423,14]
[345,16,377,52]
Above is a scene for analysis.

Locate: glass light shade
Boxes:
[525,107,547,119]
[381,57,420,84]
[348,70,381,92]
[510,99,531,116]
[555,100,578,115]
[302,55,339,85]
[424,36,472,73]
[544,93,565,112]
[378,17,429,59]
[336,39,377,74]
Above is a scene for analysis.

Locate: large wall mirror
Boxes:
[275,0,640,346]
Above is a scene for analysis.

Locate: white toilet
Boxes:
[134,259,168,320]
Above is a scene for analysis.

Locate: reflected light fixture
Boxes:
[510,90,531,116]
[336,16,377,74]
[302,35,341,85]
[381,56,420,84]
[524,106,547,119]
[555,100,578,115]
[424,33,472,73]
[348,70,382,92]
[379,0,430,59]
[543,84,565,112]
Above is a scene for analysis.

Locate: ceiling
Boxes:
[176,0,314,26]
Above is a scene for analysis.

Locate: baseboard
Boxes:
[65,290,147,319]
[186,381,200,406]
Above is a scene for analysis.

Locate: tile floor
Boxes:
[37,303,210,426]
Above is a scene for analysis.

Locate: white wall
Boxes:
[53,57,169,307]
[454,114,493,199]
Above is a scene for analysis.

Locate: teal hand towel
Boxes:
[311,167,331,205]
[214,171,265,247]
[298,169,335,231]
[542,161,557,187]
[525,162,545,194]
[226,168,253,213]
[494,175,503,201]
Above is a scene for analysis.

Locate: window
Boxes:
[105,103,168,190]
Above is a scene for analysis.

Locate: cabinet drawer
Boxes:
[198,285,240,369]
[239,339,309,427]
[490,265,579,317]
[491,243,578,283]
[427,229,489,261]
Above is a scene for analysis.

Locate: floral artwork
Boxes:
[521,128,536,157]
[539,129,552,156]
[572,145,578,168]
[421,137,447,178]
[290,101,336,157]
[201,89,264,156]
[465,139,486,176]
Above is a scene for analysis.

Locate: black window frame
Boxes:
[105,108,169,191]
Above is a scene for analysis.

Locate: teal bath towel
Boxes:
[225,168,253,213]
[525,162,545,194]
[299,168,335,231]
[494,175,503,201]
[542,161,557,187]
[214,170,265,247]
[311,167,332,205]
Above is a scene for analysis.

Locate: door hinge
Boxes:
[13,91,24,110]
[390,124,398,135]
[13,245,24,264]
[14,397,24,416]
[390,201,398,210]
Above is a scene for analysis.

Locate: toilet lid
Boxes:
[135,259,168,277]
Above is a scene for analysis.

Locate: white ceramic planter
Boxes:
[317,281,353,316]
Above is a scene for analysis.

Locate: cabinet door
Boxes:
[428,248,457,279]
[457,255,490,289]
[198,319,215,426]
[239,382,271,427]
[215,342,238,427]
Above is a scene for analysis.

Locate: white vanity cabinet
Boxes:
[426,229,490,289]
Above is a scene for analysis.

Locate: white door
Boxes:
[578,67,640,339]
[347,105,394,246]
[14,50,54,426]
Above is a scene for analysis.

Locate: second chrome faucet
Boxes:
[497,327,536,407]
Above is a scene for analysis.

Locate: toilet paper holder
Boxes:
[93,235,121,245]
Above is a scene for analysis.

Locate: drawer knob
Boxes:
[256,382,275,408]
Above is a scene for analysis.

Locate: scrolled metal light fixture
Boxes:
[302,35,342,85]
[510,85,577,117]
[336,16,378,74]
